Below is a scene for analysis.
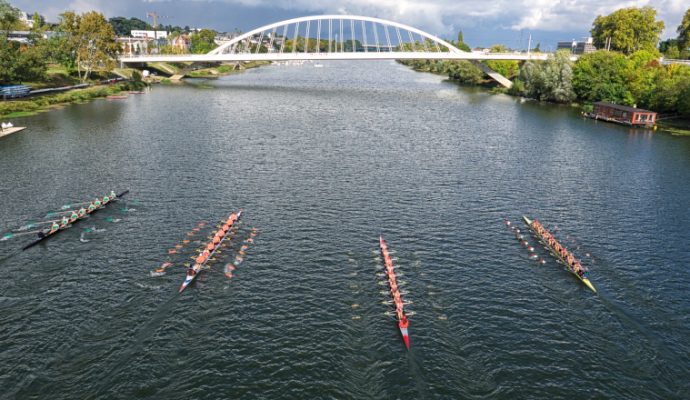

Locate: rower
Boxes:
[87,202,97,214]
[48,221,60,234]
[68,211,79,223]
[102,195,110,205]
[59,216,70,228]
[77,207,87,218]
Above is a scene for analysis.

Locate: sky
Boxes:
[11,0,688,49]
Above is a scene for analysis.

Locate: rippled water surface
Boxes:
[1,61,689,399]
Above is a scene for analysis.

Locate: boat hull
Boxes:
[523,216,597,293]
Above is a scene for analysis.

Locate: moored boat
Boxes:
[523,216,596,293]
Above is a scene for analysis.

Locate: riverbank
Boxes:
[401,60,690,137]
[0,83,139,119]
[0,61,271,120]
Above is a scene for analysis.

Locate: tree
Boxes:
[0,0,24,33]
[0,38,46,84]
[190,29,216,53]
[591,7,664,55]
[659,39,680,58]
[447,61,484,84]
[518,51,575,103]
[572,50,633,105]
[678,8,690,58]
[108,17,152,37]
[58,11,119,82]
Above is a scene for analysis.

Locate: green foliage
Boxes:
[0,0,25,32]
[57,11,119,82]
[448,61,484,84]
[108,17,152,37]
[0,36,47,83]
[678,8,690,58]
[572,51,633,105]
[659,39,680,58]
[591,7,664,55]
[190,29,216,54]
[517,51,575,103]
[485,60,519,80]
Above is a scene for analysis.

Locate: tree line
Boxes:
[403,6,690,117]
[0,1,222,84]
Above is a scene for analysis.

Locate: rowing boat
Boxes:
[379,235,411,349]
[179,210,241,293]
[22,190,129,251]
[522,216,597,293]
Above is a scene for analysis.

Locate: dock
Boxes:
[0,126,26,138]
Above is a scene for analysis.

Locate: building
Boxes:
[557,37,596,54]
[117,37,151,56]
[131,30,169,40]
[587,102,657,127]
[171,34,191,52]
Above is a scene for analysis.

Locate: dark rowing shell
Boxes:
[22,190,129,251]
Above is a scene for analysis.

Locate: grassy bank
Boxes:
[0,83,141,119]
[657,119,690,136]
[186,61,271,78]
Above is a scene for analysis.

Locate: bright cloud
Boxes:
[10,0,687,42]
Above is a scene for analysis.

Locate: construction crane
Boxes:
[146,12,168,29]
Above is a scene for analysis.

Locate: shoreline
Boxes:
[403,62,690,137]
[0,61,270,120]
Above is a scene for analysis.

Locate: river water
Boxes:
[1,61,689,399]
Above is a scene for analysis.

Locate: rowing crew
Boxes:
[188,212,239,274]
[380,239,410,332]
[46,191,118,235]
[531,219,585,277]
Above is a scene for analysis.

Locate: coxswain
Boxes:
[399,314,410,329]
[109,190,117,199]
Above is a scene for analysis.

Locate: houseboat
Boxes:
[585,102,657,128]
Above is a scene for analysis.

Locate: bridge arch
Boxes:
[208,15,466,55]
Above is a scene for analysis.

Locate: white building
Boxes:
[131,30,169,40]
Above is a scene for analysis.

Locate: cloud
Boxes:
[10,0,687,42]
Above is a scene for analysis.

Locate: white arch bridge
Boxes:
[120,15,561,87]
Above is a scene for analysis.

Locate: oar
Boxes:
[2,229,44,241]
[13,219,62,231]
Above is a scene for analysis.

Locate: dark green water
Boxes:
[1,61,689,399]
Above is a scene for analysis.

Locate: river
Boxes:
[1,61,689,399]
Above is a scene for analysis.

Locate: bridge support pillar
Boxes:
[471,61,513,89]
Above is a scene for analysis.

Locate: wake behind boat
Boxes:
[523,216,597,293]
[179,210,241,293]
